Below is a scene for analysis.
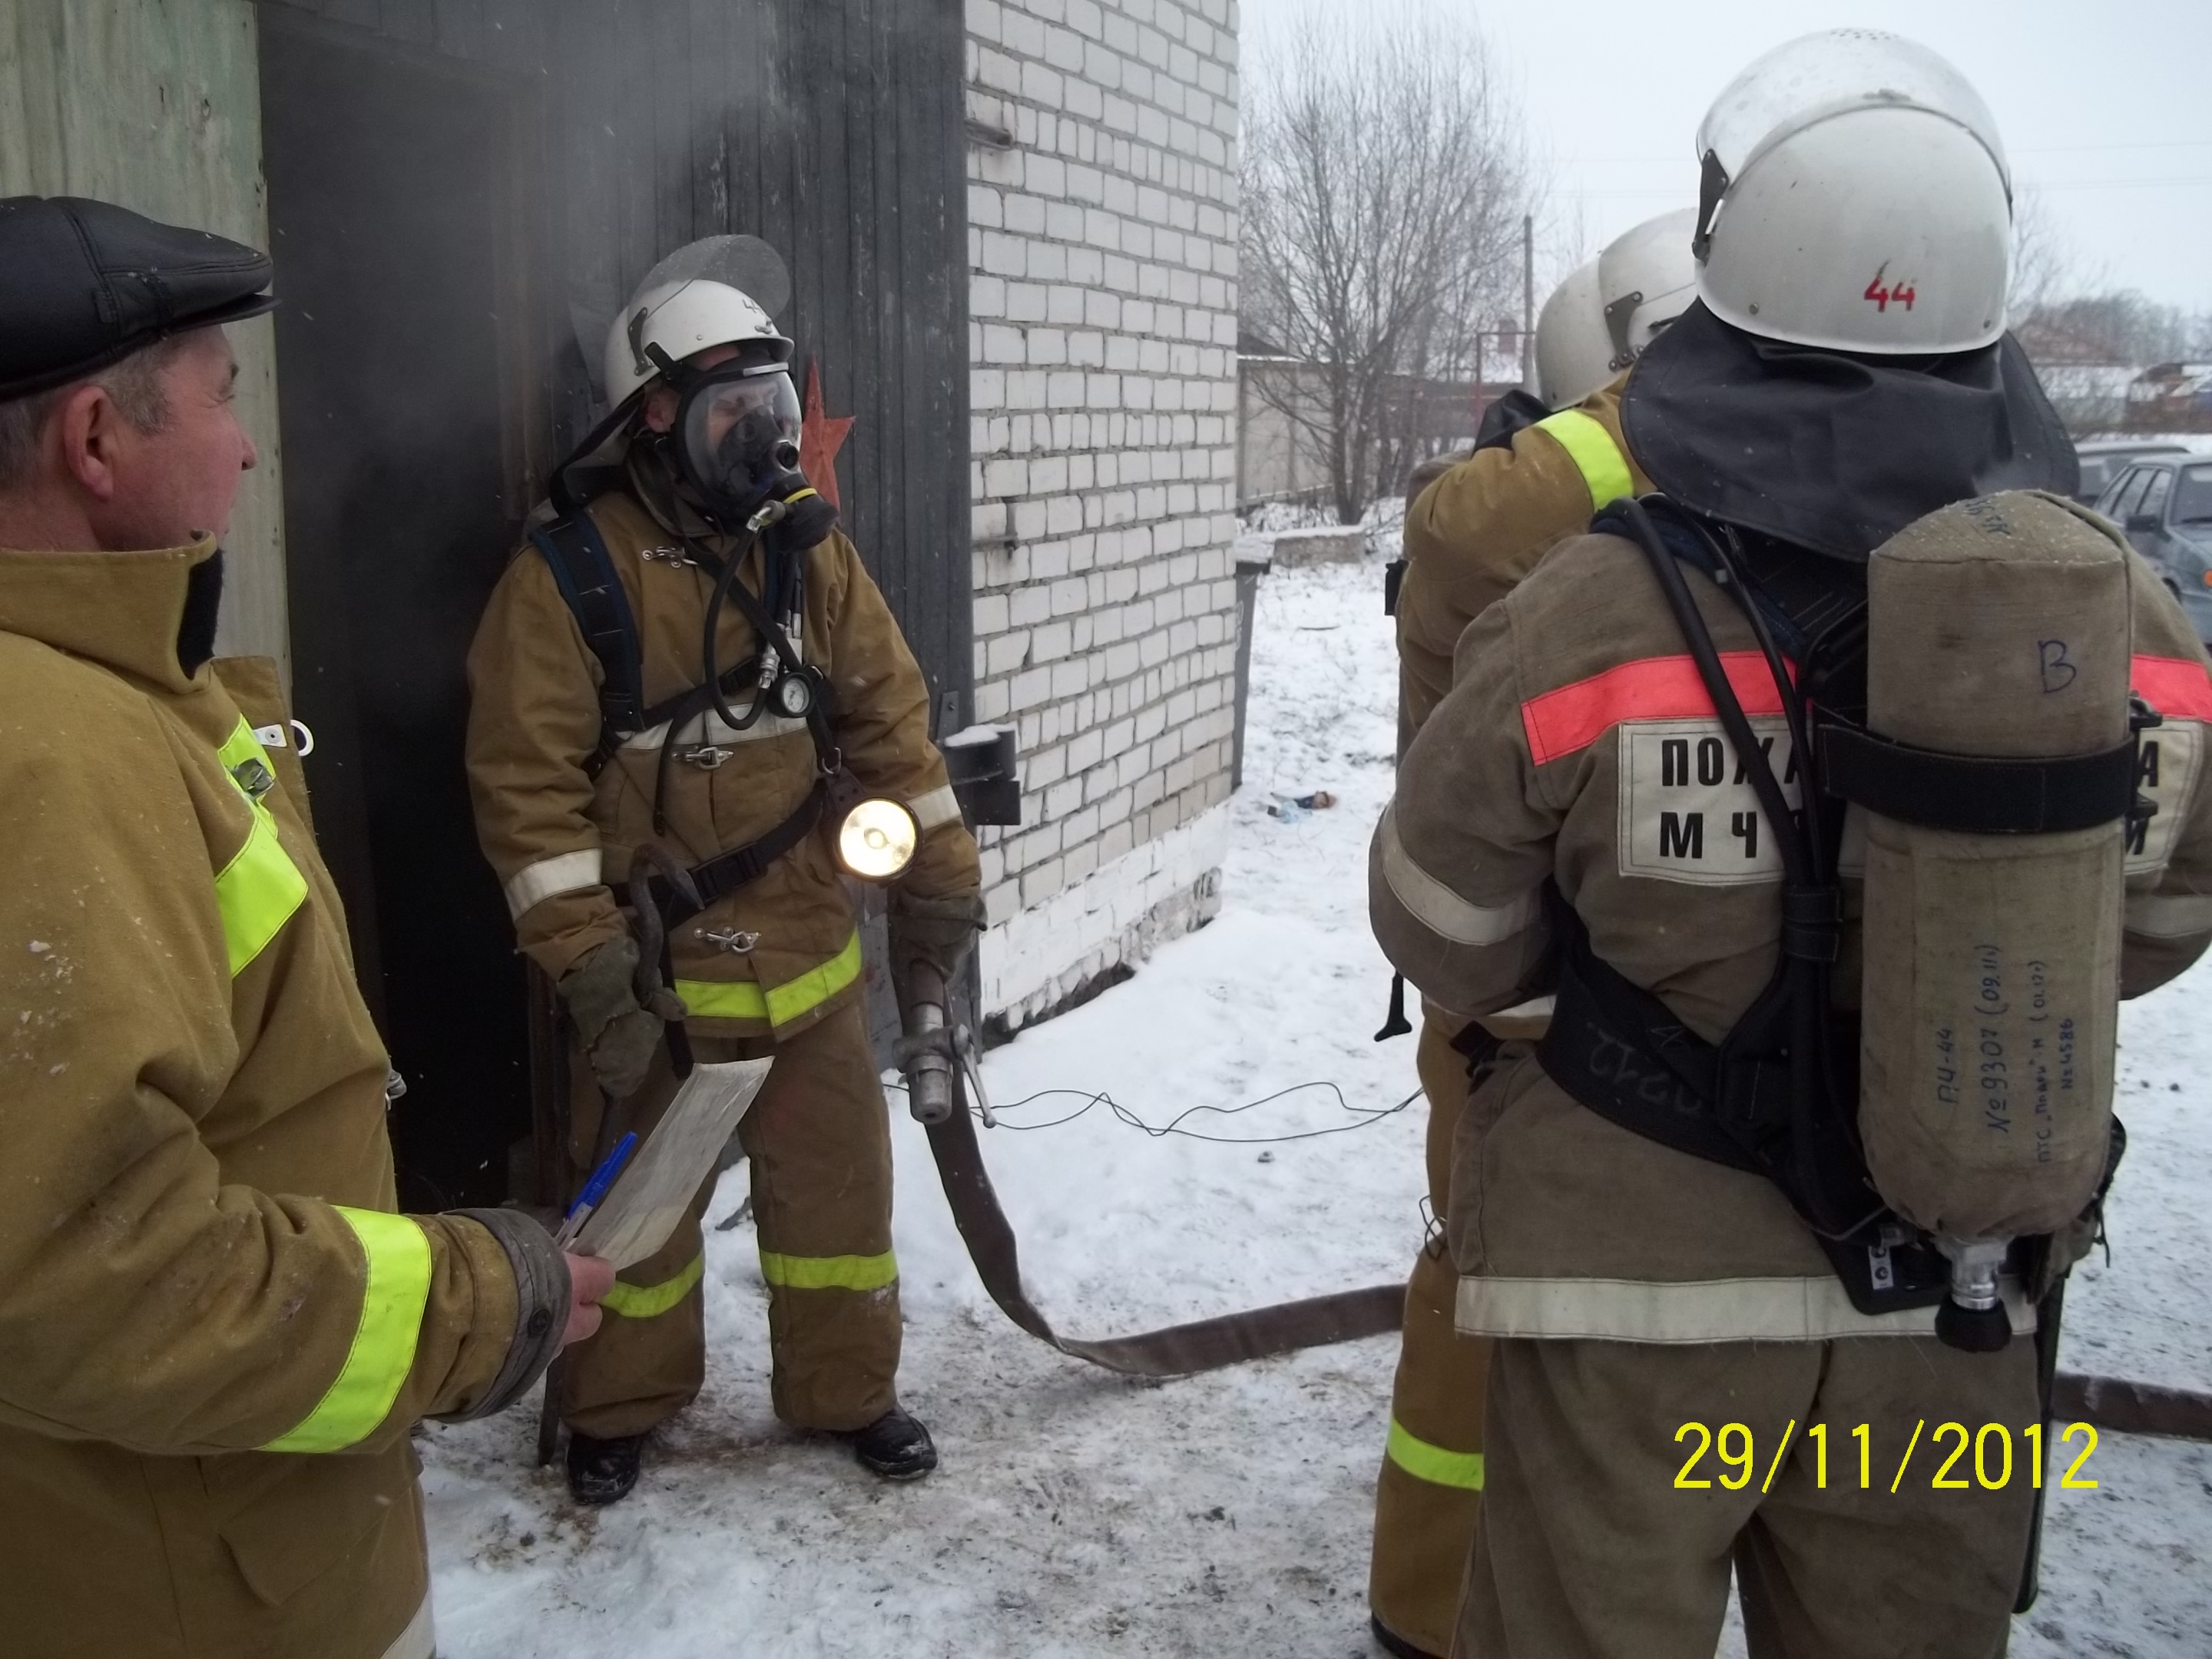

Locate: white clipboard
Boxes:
[572,1058,773,1270]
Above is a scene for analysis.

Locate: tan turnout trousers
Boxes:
[560,998,901,1439]
[1368,1012,1493,1656]
[1454,1335,2039,1659]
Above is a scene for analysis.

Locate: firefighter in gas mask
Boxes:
[1372,30,2212,1658]
[466,242,984,1505]
[1367,209,1697,1659]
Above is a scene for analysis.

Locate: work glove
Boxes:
[557,933,665,1101]
[888,889,988,988]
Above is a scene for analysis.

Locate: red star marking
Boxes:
[798,355,855,512]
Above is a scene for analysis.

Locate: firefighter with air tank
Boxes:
[465,240,984,1505]
[1371,30,2212,1659]
[1367,211,1698,1659]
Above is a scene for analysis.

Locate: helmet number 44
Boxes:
[1864,269,1918,313]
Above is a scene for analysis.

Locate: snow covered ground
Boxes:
[422,555,2212,1657]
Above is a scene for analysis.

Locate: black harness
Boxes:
[1535,497,2141,1315]
[528,505,838,918]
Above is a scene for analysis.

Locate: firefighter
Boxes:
[1368,210,1697,1659]
[466,250,984,1505]
[1371,31,2212,1659]
[0,196,600,1659]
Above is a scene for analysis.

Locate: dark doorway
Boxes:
[260,17,533,1211]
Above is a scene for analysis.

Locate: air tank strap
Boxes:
[1820,707,2154,836]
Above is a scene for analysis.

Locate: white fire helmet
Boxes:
[602,276,793,411]
[1533,258,1611,409]
[1692,28,2013,355]
[1597,208,1698,373]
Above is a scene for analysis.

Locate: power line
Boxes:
[1559,178,2212,199]
[1558,140,2212,166]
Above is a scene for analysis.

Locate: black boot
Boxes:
[1369,1613,1443,1659]
[844,1406,937,1481]
[565,1431,647,1506]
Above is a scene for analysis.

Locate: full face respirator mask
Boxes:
[654,352,839,552]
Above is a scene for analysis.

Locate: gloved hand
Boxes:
[557,933,665,1100]
[888,889,988,986]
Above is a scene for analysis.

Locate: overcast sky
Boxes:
[1242,0,2212,314]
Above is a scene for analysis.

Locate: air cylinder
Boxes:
[1855,492,2130,1349]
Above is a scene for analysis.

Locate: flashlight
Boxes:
[832,790,918,882]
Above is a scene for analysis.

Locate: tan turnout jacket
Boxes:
[1373,498,2212,1345]
[467,488,980,1037]
[1396,379,1647,752]
[0,539,548,1659]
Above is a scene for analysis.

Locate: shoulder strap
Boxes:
[529,511,645,753]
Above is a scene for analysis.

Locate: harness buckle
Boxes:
[227,757,276,803]
[697,926,760,955]
[682,745,736,770]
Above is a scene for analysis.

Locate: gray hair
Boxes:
[0,336,190,492]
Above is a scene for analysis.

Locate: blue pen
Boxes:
[554,1131,637,1249]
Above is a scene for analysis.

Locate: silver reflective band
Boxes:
[621,707,812,751]
[2123,889,2212,939]
[1455,1273,2038,1344]
[907,783,964,833]
[1379,805,1541,946]
[504,849,604,919]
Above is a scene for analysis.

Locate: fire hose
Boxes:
[531,955,2212,1446]
[893,962,2212,1428]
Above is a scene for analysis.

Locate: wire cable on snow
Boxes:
[887,1077,1422,1146]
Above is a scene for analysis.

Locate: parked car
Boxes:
[2094,454,2212,644]
[2075,438,2190,506]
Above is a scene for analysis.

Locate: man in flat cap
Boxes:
[0,196,612,1659]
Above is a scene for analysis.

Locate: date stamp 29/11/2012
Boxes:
[1672,1421,2101,1495]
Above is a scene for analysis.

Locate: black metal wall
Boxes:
[257,0,971,1208]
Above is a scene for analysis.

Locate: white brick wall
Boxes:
[964,0,1241,1029]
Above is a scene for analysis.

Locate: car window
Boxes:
[2140,468,2174,523]
[2109,469,2154,522]
[2176,464,2212,525]
[2080,457,2115,500]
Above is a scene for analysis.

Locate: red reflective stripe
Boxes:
[1520,652,1790,766]
[2132,654,2212,722]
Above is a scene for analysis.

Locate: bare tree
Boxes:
[1240,15,1532,524]
[2011,190,2212,364]
[2008,187,2087,326]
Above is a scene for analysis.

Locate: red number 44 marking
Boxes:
[1866,270,1917,313]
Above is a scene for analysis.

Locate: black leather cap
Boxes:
[0,196,276,400]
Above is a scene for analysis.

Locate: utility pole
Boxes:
[1521,214,1535,386]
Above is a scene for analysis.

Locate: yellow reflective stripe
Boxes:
[217,716,267,773]
[215,790,309,976]
[1386,1417,1485,1491]
[260,1207,430,1452]
[759,1248,899,1292]
[601,1251,705,1319]
[1535,409,1635,512]
[676,929,864,1026]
